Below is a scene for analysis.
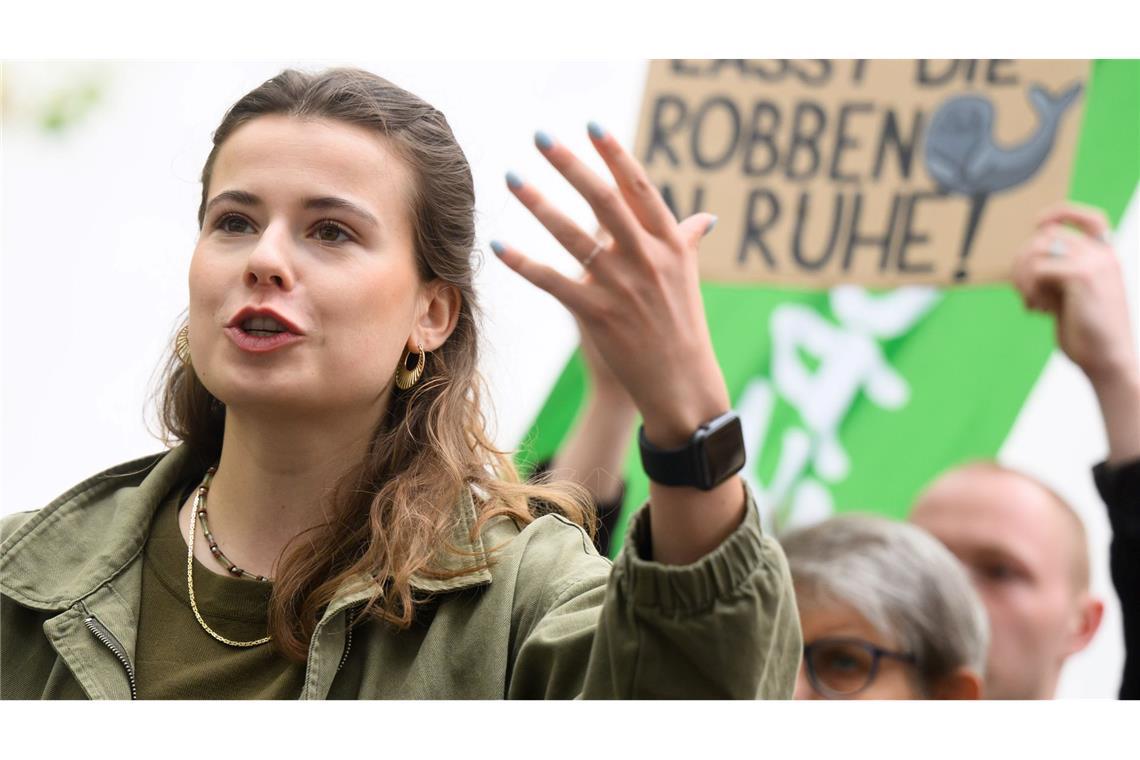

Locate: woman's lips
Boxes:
[224,326,304,354]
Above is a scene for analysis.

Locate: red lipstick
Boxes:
[224,306,305,354]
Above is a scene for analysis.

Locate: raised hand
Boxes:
[493,123,745,565]
[492,124,726,450]
[1013,202,1137,382]
[1011,201,1140,463]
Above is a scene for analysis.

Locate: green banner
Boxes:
[517,60,1140,555]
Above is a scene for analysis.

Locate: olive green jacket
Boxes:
[0,445,801,699]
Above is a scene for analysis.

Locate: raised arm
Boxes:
[549,319,637,510]
[493,124,744,565]
[1011,201,1140,700]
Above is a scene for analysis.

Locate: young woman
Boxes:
[0,67,801,699]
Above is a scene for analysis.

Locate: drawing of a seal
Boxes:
[924,82,1083,196]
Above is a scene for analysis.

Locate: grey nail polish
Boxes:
[506,171,523,189]
[534,131,554,151]
[490,240,505,256]
[587,121,605,140]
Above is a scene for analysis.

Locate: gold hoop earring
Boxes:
[176,325,192,366]
[395,342,426,390]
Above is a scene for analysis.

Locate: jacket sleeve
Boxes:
[1094,457,1140,700]
[506,483,802,699]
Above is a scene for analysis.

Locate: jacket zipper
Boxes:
[81,604,354,698]
[335,606,356,674]
[82,614,137,700]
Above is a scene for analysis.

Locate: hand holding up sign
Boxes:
[494,124,743,565]
[1011,202,1140,463]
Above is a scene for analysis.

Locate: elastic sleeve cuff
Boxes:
[611,481,772,616]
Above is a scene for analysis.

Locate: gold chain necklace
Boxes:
[186,467,272,648]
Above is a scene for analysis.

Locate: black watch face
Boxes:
[701,415,746,487]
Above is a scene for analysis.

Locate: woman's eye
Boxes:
[218,214,253,234]
[314,221,351,243]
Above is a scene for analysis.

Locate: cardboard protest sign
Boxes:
[637,59,1089,286]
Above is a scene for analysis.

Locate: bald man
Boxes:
[914,203,1140,699]
[911,464,1103,699]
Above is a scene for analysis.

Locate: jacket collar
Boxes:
[0,445,493,611]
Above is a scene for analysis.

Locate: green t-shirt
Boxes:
[134,482,308,699]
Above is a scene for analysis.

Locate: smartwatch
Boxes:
[638,410,746,491]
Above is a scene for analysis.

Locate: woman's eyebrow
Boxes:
[204,189,260,216]
[303,196,380,229]
[203,192,380,230]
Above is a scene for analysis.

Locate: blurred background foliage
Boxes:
[1,62,115,135]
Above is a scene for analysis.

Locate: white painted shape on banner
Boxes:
[770,286,942,487]
[774,427,817,513]
[735,379,839,532]
[739,285,941,533]
[830,285,943,338]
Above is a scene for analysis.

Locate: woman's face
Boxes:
[188,115,422,420]
[794,599,922,700]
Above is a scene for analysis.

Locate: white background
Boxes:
[2,60,1137,699]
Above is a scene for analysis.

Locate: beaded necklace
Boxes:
[186,466,272,647]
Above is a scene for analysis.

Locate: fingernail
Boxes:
[490,240,506,257]
[505,171,523,190]
[704,216,718,236]
[534,131,554,151]
[587,121,605,140]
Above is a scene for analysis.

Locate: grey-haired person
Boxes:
[782,514,988,699]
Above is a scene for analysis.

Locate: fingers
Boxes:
[593,224,614,247]
[489,239,585,312]
[1012,226,1085,312]
[1017,257,1072,313]
[1032,224,1096,261]
[533,130,642,251]
[586,121,679,240]
[678,212,718,248]
[1036,201,1112,243]
[506,172,606,268]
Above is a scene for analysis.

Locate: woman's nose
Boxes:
[244,223,295,290]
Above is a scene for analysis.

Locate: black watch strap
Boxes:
[638,411,746,491]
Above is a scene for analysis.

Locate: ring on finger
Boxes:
[1047,237,1067,258]
[582,240,604,269]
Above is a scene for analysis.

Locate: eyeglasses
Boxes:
[802,637,918,698]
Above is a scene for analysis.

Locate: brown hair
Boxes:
[155,68,592,661]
